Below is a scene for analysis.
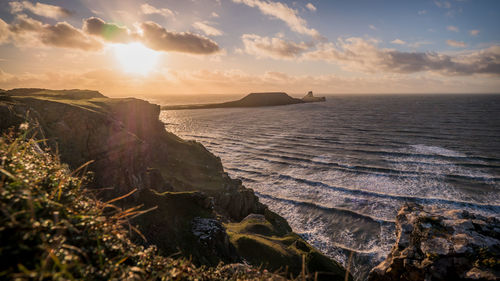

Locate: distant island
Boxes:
[162,91,326,110]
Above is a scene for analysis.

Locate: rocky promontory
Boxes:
[0,88,348,280]
[302,91,326,102]
[162,91,325,110]
[368,203,500,281]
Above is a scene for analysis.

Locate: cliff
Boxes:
[368,204,499,281]
[162,92,305,110]
[0,88,349,280]
[0,133,286,280]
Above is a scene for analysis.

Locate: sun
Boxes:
[113,43,160,75]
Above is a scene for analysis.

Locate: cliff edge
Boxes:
[0,88,349,280]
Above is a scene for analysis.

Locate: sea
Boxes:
[154,94,500,280]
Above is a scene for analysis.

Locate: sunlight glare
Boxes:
[113,43,160,75]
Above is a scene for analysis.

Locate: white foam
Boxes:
[410,144,467,158]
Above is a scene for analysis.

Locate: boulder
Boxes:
[368,203,500,281]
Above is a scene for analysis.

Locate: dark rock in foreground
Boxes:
[162,91,325,110]
[368,203,500,281]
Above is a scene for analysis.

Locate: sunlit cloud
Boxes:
[232,0,321,38]
[0,12,222,56]
[391,39,406,45]
[434,1,451,9]
[140,3,175,19]
[210,12,219,18]
[446,39,466,47]
[239,34,310,59]
[0,19,10,44]
[139,21,220,54]
[192,21,223,36]
[306,3,317,12]
[83,17,132,43]
[302,38,500,76]
[9,1,72,19]
[2,67,498,96]
[470,30,480,36]
[447,25,459,32]
[6,14,102,50]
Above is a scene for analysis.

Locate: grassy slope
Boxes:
[0,133,284,280]
[226,215,350,281]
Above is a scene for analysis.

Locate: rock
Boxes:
[130,189,239,266]
[163,92,305,110]
[302,91,326,102]
[145,168,173,192]
[367,203,500,281]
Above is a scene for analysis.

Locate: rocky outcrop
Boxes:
[162,92,305,110]
[368,203,500,281]
[0,88,349,280]
[302,91,326,102]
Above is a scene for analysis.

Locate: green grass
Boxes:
[225,216,350,281]
[0,131,285,280]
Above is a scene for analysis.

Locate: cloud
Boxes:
[140,3,175,19]
[1,15,220,55]
[9,1,72,19]
[447,25,459,32]
[306,3,317,12]
[6,14,102,50]
[434,1,451,9]
[211,12,219,18]
[446,39,466,47]
[369,24,377,31]
[3,67,498,96]
[240,34,310,59]
[418,10,427,15]
[82,17,221,55]
[0,19,11,44]
[391,39,406,45]
[470,29,480,36]
[407,41,432,48]
[139,21,220,54]
[83,17,132,43]
[232,0,321,38]
[302,38,500,76]
[192,21,223,36]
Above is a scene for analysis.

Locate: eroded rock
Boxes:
[368,203,500,281]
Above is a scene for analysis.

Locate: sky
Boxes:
[0,0,499,96]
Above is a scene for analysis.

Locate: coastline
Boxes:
[0,88,348,280]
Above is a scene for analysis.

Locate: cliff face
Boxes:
[368,204,500,281]
[0,88,348,279]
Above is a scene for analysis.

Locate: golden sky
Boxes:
[0,0,499,96]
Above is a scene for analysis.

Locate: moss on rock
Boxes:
[226,214,350,281]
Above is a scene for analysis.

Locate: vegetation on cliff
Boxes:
[0,132,285,280]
